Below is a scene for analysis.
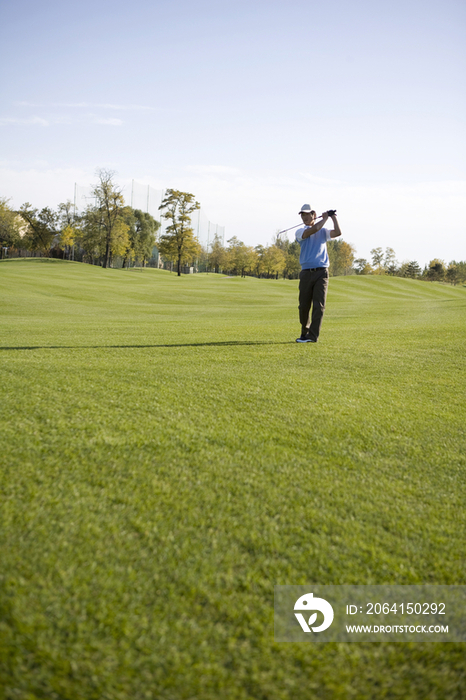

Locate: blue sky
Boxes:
[1,0,465,266]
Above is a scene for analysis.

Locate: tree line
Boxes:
[354,247,466,285]
[203,235,356,279]
[1,170,464,284]
[0,170,160,269]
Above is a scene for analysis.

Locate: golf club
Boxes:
[277,210,337,237]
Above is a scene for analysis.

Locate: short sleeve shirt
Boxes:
[295,227,332,269]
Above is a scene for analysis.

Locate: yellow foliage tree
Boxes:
[111,219,132,261]
[262,245,286,278]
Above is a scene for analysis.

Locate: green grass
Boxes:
[1,259,465,699]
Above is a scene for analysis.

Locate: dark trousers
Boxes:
[298,268,329,341]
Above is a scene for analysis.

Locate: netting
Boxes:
[73,181,225,251]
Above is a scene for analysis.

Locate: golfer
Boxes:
[295,204,341,343]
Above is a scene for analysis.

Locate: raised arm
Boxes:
[330,213,341,239]
[301,212,329,239]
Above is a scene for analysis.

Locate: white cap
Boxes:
[299,204,313,214]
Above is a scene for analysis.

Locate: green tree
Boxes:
[55,200,79,260]
[208,233,226,273]
[370,246,384,273]
[91,169,126,268]
[446,264,458,286]
[121,208,160,268]
[284,241,301,279]
[57,200,75,228]
[224,237,254,276]
[386,262,399,276]
[134,210,159,265]
[254,245,266,277]
[19,203,58,255]
[384,247,397,274]
[426,259,446,282]
[407,261,422,278]
[0,198,23,256]
[399,261,421,278]
[80,203,106,264]
[354,258,373,275]
[447,260,466,284]
[158,189,200,276]
[235,245,258,277]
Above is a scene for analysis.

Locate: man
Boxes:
[295,204,341,343]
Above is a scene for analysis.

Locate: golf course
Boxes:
[1,259,465,699]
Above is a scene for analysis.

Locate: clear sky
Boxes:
[1,0,465,266]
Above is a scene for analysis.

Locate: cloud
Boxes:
[0,114,124,127]
[185,165,242,176]
[0,165,94,208]
[298,172,346,186]
[78,103,153,111]
[14,101,153,111]
[0,116,49,126]
[93,118,124,126]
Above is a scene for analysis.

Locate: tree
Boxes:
[447,260,466,284]
[121,208,159,268]
[59,225,76,259]
[57,200,75,228]
[254,245,266,277]
[197,245,210,272]
[426,259,446,282]
[261,244,285,278]
[284,241,301,279]
[224,237,256,277]
[91,169,126,268]
[55,200,78,260]
[158,229,201,272]
[328,239,355,276]
[385,262,399,276]
[0,198,23,256]
[110,218,131,261]
[406,261,422,278]
[80,203,106,264]
[158,189,200,276]
[338,241,355,275]
[137,210,159,265]
[19,203,58,255]
[208,233,226,273]
[398,261,421,278]
[384,247,397,274]
[446,264,458,286]
[242,246,258,277]
[354,258,373,275]
[370,246,384,272]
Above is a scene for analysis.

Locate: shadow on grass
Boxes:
[0,341,294,351]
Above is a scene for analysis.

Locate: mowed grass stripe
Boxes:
[1,260,465,699]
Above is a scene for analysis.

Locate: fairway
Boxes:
[1,260,465,699]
